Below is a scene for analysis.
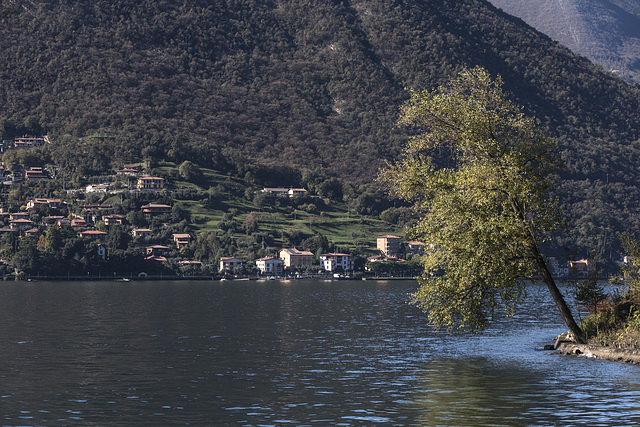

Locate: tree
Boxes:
[382,67,585,342]
[178,160,201,181]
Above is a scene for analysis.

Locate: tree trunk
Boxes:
[531,244,585,344]
[510,197,586,344]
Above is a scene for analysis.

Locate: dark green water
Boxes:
[0,280,639,425]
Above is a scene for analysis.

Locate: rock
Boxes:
[555,341,640,364]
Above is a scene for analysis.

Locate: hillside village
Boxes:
[0,135,431,280]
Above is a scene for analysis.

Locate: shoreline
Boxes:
[554,335,640,365]
[12,275,418,282]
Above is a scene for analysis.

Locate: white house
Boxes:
[288,188,307,197]
[255,257,284,275]
[86,184,110,193]
[319,253,354,272]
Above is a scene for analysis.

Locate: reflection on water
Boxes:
[414,357,640,426]
[0,280,639,425]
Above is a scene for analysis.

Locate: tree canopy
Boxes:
[382,67,584,341]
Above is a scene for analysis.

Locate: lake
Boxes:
[0,279,639,426]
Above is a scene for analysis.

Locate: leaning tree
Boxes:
[382,66,584,342]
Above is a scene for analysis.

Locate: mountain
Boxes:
[488,0,640,84]
[2,0,640,258]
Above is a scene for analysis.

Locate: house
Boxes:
[141,203,172,217]
[117,168,139,176]
[279,248,314,270]
[145,245,170,256]
[255,257,284,275]
[70,218,87,230]
[47,199,63,209]
[365,255,405,271]
[262,187,290,196]
[132,228,153,238]
[24,167,49,181]
[569,259,592,278]
[406,241,426,256]
[9,218,33,230]
[103,214,124,226]
[86,184,111,193]
[377,235,401,257]
[319,253,354,272]
[24,228,39,236]
[79,230,108,241]
[13,136,45,149]
[137,176,165,190]
[172,233,192,249]
[219,257,243,273]
[547,257,570,278]
[44,215,64,225]
[97,244,106,261]
[288,188,307,197]
[117,164,142,176]
[145,255,167,263]
[26,198,63,210]
[9,212,30,221]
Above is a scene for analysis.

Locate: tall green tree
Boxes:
[382,67,585,342]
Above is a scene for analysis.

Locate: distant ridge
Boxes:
[489,0,640,83]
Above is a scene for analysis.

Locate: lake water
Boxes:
[0,280,639,426]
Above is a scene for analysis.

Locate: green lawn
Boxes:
[152,162,402,253]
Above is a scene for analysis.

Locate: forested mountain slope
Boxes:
[489,0,640,84]
[2,0,640,257]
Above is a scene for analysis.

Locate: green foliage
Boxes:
[625,310,640,333]
[178,161,202,182]
[573,277,608,316]
[619,232,640,304]
[379,206,415,227]
[382,67,575,333]
[578,303,622,338]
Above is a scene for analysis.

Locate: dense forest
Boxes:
[2,0,640,261]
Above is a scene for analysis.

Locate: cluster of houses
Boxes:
[0,196,187,263]
[0,197,176,234]
[547,257,594,278]
[2,189,420,276]
[219,235,426,277]
[220,248,355,276]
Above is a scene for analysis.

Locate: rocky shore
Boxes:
[553,334,640,365]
